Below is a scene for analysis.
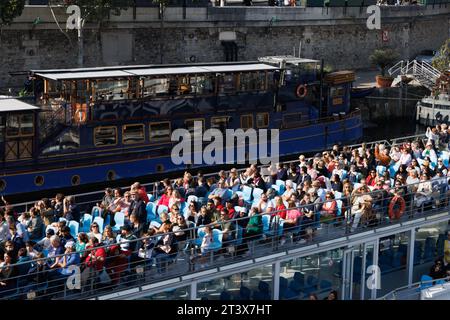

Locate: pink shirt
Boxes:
[286,209,302,221]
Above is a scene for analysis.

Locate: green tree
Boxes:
[0,0,25,26]
[369,48,399,77]
[432,39,450,73]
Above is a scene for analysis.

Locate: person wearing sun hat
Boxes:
[422,140,438,165]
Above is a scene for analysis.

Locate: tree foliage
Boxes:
[0,0,25,26]
[369,48,399,77]
[61,0,134,22]
[432,39,450,73]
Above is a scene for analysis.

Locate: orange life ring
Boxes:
[73,103,87,123]
[296,84,307,98]
[388,195,406,220]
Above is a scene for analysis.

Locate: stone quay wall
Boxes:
[0,5,449,89]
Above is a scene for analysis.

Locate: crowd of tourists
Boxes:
[0,126,450,298]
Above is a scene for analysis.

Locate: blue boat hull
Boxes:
[2,114,362,196]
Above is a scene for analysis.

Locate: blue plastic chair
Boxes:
[68,221,79,239]
[262,214,271,235]
[320,280,332,291]
[146,202,157,222]
[420,275,434,290]
[157,205,169,215]
[271,184,282,195]
[210,229,223,251]
[252,188,264,204]
[242,185,253,205]
[92,207,100,219]
[288,272,305,293]
[336,200,343,216]
[80,213,92,233]
[194,227,206,247]
[93,216,104,233]
[104,215,111,227]
[111,211,125,232]
[275,180,286,194]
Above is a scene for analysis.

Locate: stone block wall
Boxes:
[0,5,448,90]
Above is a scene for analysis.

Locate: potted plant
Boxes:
[369,48,399,88]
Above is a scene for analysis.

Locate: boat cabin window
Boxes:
[284,62,317,82]
[94,79,129,101]
[256,113,269,128]
[218,74,237,94]
[142,78,170,97]
[190,75,216,95]
[211,116,230,131]
[149,122,171,142]
[239,72,266,92]
[41,127,80,155]
[240,114,253,130]
[330,86,345,98]
[185,118,205,138]
[6,113,34,137]
[123,124,145,145]
[94,126,117,147]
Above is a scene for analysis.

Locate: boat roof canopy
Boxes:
[258,55,320,65]
[33,63,279,81]
[0,98,40,112]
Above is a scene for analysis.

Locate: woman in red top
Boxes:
[84,237,106,272]
[273,196,287,219]
[158,186,173,207]
[365,170,377,187]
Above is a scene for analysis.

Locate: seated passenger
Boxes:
[320,192,337,223]
[415,173,433,208]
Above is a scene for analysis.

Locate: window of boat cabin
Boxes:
[123,124,145,145]
[41,127,80,155]
[94,79,129,102]
[211,116,230,131]
[256,113,269,128]
[43,80,63,105]
[94,126,117,147]
[192,74,216,95]
[239,72,266,92]
[185,118,205,138]
[142,77,170,97]
[6,113,34,137]
[240,114,253,129]
[330,85,345,105]
[218,73,237,94]
[149,122,171,142]
[284,62,317,83]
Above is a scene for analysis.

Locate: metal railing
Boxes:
[379,275,450,300]
[388,60,442,90]
[0,177,449,300]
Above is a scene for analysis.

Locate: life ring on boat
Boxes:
[296,84,307,99]
[388,195,406,220]
[73,103,87,123]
